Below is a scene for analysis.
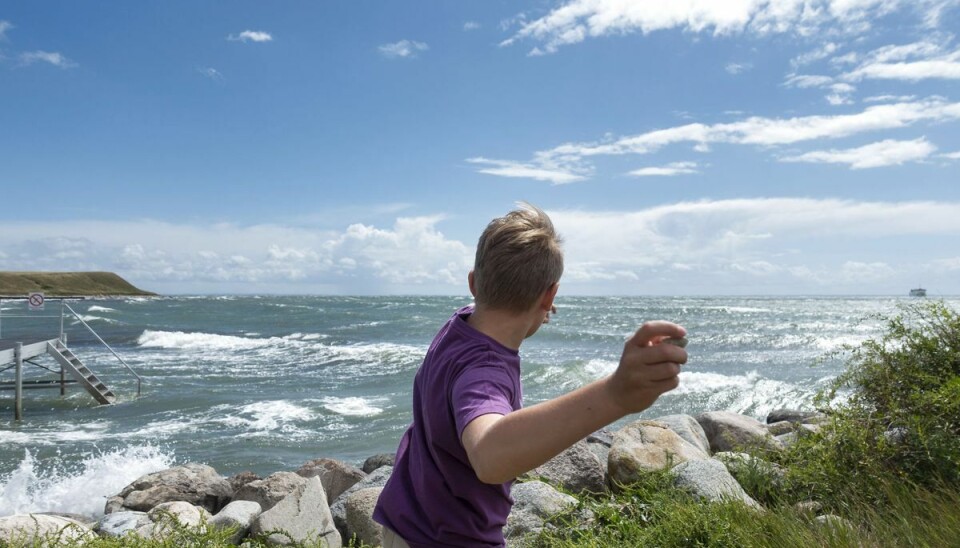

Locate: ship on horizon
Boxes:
[910,287,927,297]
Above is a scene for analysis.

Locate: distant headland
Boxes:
[0,271,156,298]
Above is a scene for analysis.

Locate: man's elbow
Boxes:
[472,460,512,485]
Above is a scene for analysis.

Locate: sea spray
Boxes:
[0,445,174,518]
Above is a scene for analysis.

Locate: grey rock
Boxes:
[96,511,151,538]
[211,500,262,545]
[144,501,211,540]
[297,458,366,504]
[766,420,795,436]
[344,487,383,548]
[608,420,709,487]
[884,426,910,445]
[362,453,395,474]
[814,514,857,534]
[504,481,579,543]
[0,514,95,545]
[330,466,392,542]
[766,409,826,424]
[36,513,96,529]
[670,459,761,509]
[654,414,711,455]
[696,411,782,453]
[776,432,798,448]
[228,471,262,494]
[794,500,823,515]
[532,439,607,495]
[104,496,124,515]
[251,476,341,547]
[586,430,613,466]
[108,463,232,514]
[234,472,309,512]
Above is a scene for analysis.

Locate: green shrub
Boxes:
[785,301,960,507]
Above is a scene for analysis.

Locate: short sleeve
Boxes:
[451,363,516,438]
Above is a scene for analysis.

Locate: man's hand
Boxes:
[605,321,687,415]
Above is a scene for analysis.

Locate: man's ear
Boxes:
[468,270,477,297]
[541,282,559,311]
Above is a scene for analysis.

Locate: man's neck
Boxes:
[466,305,537,351]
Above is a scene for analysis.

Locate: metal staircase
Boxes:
[47,340,116,404]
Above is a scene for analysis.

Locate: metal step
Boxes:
[46,342,116,405]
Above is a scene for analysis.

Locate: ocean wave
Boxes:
[137,330,286,351]
[667,370,826,419]
[73,315,119,325]
[86,306,117,313]
[0,421,113,446]
[213,400,316,437]
[319,396,384,417]
[0,445,174,518]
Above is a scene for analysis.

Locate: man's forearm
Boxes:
[464,377,629,484]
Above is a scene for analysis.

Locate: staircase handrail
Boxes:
[62,302,142,397]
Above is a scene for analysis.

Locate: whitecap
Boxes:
[137,330,284,351]
[0,445,174,518]
[86,306,117,313]
[320,396,383,417]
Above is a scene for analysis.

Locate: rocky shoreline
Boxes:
[0,408,829,547]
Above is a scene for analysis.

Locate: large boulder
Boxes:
[251,476,341,547]
[608,420,709,487]
[654,414,711,455]
[97,511,152,538]
[141,501,212,539]
[362,453,395,474]
[330,466,392,541]
[297,458,366,504]
[669,459,760,509]
[228,471,262,494]
[504,481,579,544]
[234,472,309,512]
[105,463,232,515]
[210,500,263,545]
[766,409,827,425]
[344,487,383,548]
[0,514,95,545]
[696,411,782,453]
[531,439,607,495]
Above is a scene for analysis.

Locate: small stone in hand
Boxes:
[662,337,688,348]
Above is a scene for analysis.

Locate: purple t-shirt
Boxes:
[373,305,523,547]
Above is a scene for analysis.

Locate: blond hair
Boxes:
[473,203,564,312]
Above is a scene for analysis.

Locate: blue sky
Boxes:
[1,1,959,295]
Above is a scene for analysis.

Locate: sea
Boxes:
[1,295,956,518]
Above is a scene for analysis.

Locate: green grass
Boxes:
[0,272,155,297]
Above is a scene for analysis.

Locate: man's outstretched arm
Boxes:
[461,321,687,485]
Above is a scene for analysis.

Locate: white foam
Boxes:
[137,330,281,351]
[74,314,118,324]
[214,400,315,435]
[0,421,112,446]
[669,370,823,419]
[86,306,117,313]
[320,396,383,417]
[0,445,174,519]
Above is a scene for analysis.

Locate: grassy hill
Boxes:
[0,272,156,297]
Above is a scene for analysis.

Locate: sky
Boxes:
[0,0,958,296]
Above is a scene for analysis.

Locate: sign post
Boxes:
[28,292,45,312]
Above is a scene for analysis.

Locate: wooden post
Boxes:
[15,342,23,421]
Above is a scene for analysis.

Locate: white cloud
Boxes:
[943,150,960,159]
[628,161,699,177]
[198,67,223,80]
[843,40,960,81]
[783,74,835,88]
[0,217,472,293]
[464,21,481,31]
[227,30,273,43]
[472,97,960,182]
[726,62,753,75]
[379,40,429,59]
[863,94,917,102]
[18,50,76,68]
[501,0,955,55]
[0,20,12,41]
[467,157,587,184]
[839,261,895,282]
[792,42,841,67]
[781,137,937,168]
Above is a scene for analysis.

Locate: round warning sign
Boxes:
[28,292,45,311]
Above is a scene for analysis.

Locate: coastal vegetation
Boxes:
[0,272,155,298]
[1,301,957,547]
